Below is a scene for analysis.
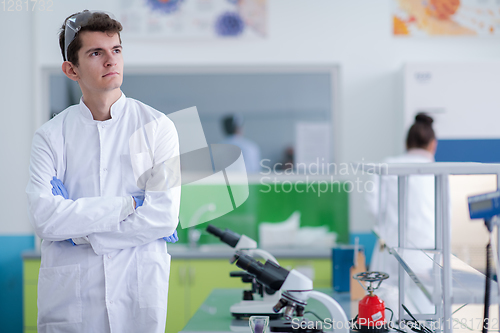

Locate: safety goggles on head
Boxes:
[64,10,115,61]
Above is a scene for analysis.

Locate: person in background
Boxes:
[366,113,437,285]
[26,10,180,333]
[221,114,261,173]
[277,147,294,171]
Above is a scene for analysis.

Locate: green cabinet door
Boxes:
[275,258,332,288]
[166,258,248,332]
[24,284,38,330]
[187,259,247,319]
[166,259,188,333]
[23,259,40,283]
[23,259,40,333]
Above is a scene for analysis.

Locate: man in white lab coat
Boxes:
[26,11,181,333]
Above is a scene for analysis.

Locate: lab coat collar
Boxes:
[79,92,126,123]
[407,148,435,162]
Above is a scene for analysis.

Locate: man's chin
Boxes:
[102,77,123,90]
[102,84,123,93]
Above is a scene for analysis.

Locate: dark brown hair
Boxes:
[223,115,238,135]
[59,10,123,67]
[406,113,436,150]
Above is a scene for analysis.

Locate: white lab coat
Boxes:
[26,93,181,333]
[366,149,435,284]
[221,134,261,173]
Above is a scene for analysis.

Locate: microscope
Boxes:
[206,225,282,319]
[468,190,500,333]
[231,250,349,333]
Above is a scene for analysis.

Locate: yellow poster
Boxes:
[393,0,500,36]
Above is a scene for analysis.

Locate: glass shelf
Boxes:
[391,248,498,305]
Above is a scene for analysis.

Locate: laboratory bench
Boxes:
[22,244,494,333]
[22,245,334,333]
[178,288,500,333]
[179,288,352,333]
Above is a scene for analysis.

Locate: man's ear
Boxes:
[62,61,79,82]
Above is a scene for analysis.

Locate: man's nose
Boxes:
[104,52,117,67]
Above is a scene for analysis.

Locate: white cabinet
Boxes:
[403,63,500,140]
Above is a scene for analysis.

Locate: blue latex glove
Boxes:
[50,177,74,246]
[132,196,177,243]
[50,176,68,199]
[163,230,178,243]
[132,196,144,209]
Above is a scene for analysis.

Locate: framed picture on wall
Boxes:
[393,0,500,36]
[118,0,267,40]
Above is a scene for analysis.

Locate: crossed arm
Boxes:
[50,176,178,246]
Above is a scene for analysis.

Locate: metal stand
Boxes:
[363,162,500,333]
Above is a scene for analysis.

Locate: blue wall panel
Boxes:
[0,235,35,333]
[436,139,500,163]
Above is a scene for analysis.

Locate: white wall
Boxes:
[2,0,500,234]
[0,10,34,234]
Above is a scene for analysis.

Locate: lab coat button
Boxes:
[107,255,112,259]
[109,300,113,304]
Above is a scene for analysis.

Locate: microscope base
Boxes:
[269,318,323,332]
[354,326,388,333]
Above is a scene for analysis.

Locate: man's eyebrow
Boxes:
[84,45,122,54]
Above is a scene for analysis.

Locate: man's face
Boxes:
[73,31,123,95]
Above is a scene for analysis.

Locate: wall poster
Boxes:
[393,0,500,36]
[119,0,267,40]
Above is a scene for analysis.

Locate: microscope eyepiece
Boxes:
[206,224,240,248]
[234,251,263,273]
[206,225,223,237]
[233,253,289,292]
